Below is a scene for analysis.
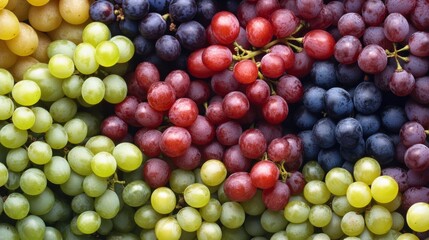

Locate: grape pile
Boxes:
[1,0,429,239]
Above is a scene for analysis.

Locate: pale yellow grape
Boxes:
[0,123,28,149]
[303,180,331,205]
[11,0,30,21]
[81,76,105,105]
[31,31,51,63]
[0,162,8,186]
[391,211,404,231]
[151,187,177,215]
[176,206,202,232]
[44,156,71,184]
[353,157,381,185]
[377,191,402,212]
[76,211,101,235]
[95,41,120,67]
[26,0,49,6]
[365,205,392,235]
[11,79,41,106]
[340,211,365,237]
[9,56,39,80]
[45,123,68,149]
[47,39,76,59]
[59,0,89,25]
[61,75,83,99]
[325,167,353,196]
[112,142,142,172]
[0,95,14,120]
[48,54,75,79]
[5,22,39,56]
[0,0,8,9]
[30,106,52,133]
[82,22,111,47]
[28,0,62,32]
[110,35,135,63]
[47,20,85,44]
[0,40,18,68]
[346,181,372,208]
[103,74,127,104]
[0,8,19,40]
[12,106,35,130]
[73,43,98,75]
[406,202,429,232]
[91,151,117,178]
[64,118,87,144]
[27,140,52,165]
[371,175,398,203]
[184,183,211,208]
[23,63,64,102]
[397,233,420,240]
[85,135,115,154]
[155,217,181,240]
[200,159,227,186]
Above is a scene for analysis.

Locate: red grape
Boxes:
[159,126,192,157]
[337,12,365,38]
[202,45,233,72]
[389,70,415,96]
[239,128,267,159]
[211,11,240,45]
[100,115,128,141]
[250,160,280,189]
[245,17,274,48]
[171,145,202,170]
[267,137,291,162]
[187,48,217,78]
[357,44,388,74]
[134,128,162,158]
[269,44,295,70]
[276,74,304,103]
[262,95,289,125]
[233,60,258,84]
[260,53,285,78]
[223,145,252,173]
[216,120,243,146]
[135,102,164,128]
[223,172,257,202]
[245,79,270,105]
[187,115,215,146]
[262,181,291,210]
[303,30,335,60]
[143,158,171,188]
[361,0,386,26]
[135,62,160,92]
[270,9,300,38]
[164,70,191,98]
[334,35,362,64]
[384,12,410,43]
[400,121,426,148]
[147,81,176,112]
[296,0,323,19]
[222,91,250,120]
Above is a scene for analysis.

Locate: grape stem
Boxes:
[425,130,429,135]
[277,161,289,182]
[385,43,410,72]
[109,172,125,190]
[162,13,170,21]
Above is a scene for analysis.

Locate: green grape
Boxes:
[122,180,151,207]
[30,107,53,133]
[47,39,77,59]
[309,204,332,228]
[112,142,142,172]
[307,233,330,240]
[199,198,222,223]
[340,211,365,237]
[73,43,98,75]
[331,195,363,216]
[6,147,29,172]
[45,123,68,149]
[391,211,405,231]
[184,183,211,208]
[365,205,392,235]
[284,200,310,224]
[11,80,41,106]
[303,180,331,205]
[221,225,249,240]
[155,216,181,240]
[40,198,72,224]
[48,53,75,79]
[107,232,139,240]
[240,189,266,216]
[0,123,28,148]
[3,192,30,220]
[169,168,196,194]
[91,151,117,178]
[346,181,372,208]
[67,146,94,176]
[76,210,101,234]
[71,216,85,235]
[5,170,21,191]
[270,231,288,240]
[200,159,227,187]
[0,223,19,240]
[49,97,78,123]
[44,156,71,184]
[0,68,14,95]
[134,205,164,229]
[220,201,245,229]
[26,187,55,215]
[374,229,402,240]
[95,40,120,67]
[110,35,135,63]
[75,111,101,137]
[285,221,314,240]
[64,118,88,144]
[82,22,111,47]
[43,226,62,240]
[60,170,84,196]
[27,140,52,165]
[397,233,420,240]
[371,175,399,203]
[302,161,325,182]
[194,168,219,194]
[353,157,381,185]
[325,167,354,196]
[23,63,64,102]
[83,173,108,197]
[16,215,46,240]
[244,215,267,237]
[62,74,84,99]
[322,213,343,239]
[377,191,402,212]
[197,222,222,240]
[103,74,127,104]
[20,168,47,196]
[85,135,115,154]
[0,95,14,120]
[94,189,120,219]
[358,227,375,239]
[12,106,36,130]
[81,76,105,105]
[71,193,94,214]
[176,206,202,232]
[97,218,113,236]
[179,230,197,240]
[151,187,176,214]
[140,229,156,240]
[0,162,7,186]
[406,202,429,232]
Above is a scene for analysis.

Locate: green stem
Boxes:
[285,36,304,43]
[396,44,410,53]
[162,13,170,21]
[277,161,288,182]
[425,130,429,135]
[287,42,303,52]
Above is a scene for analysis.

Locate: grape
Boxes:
[262,181,291,211]
[155,35,181,62]
[347,181,372,208]
[353,157,381,185]
[406,202,429,232]
[184,183,211,208]
[335,117,363,148]
[151,187,176,214]
[341,211,365,237]
[73,43,98,75]
[211,11,239,45]
[371,175,399,203]
[16,215,46,240]
[303,30,336,60]
[0,8,20,40]
[384,12,409,42]
[76,211,101,234]
[404,144,429,171]
[325,167,353,196]
[223,172,256,202]
[334,35,362,64]
[197,222,222,240]
[408,31,429,57]
[296,0,323,19]
[44,156,71,185]
[0,123,28,149]
[324,87,353,120]
[91,151,117,178]
[271,9,299,38]
[220,201,245,229]
[303,180,331,205]
[5,22,38,56]
[4,192,30,220]
[175,20,207,51]
[365,205,393,235]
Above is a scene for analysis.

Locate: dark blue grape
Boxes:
[335,117,363,148]
[175,20,206,51]
[312,117,337,149]
[196,0,219,26]
[293,106,319,130]
[365,133,395,166]
[297,130,321,162]
[324,87,354,119]
[223,0,240,13]
[133,35,155,57]
[119,18,140,38]
[172,51,188,70]
[340,138,366,163]
[310,61,338,89]
[355,113,381,138]
[138,13,167,39]
[336,63,365,87]
[122,0,150,20]
[155,35,181,61]
[89,0,116,24]
[109,21,122,36]
[318,147,344,172]
[381,105,408,133]
[341,161,354,173]
[169,0,197,23]
[303,86,326,113]
[353,81,382,114]
[149,0,171,13]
